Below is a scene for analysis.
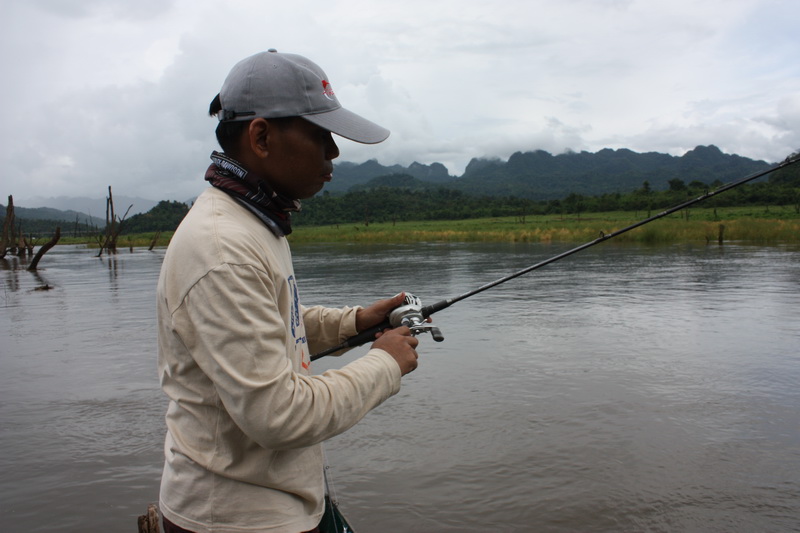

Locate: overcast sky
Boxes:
[3,0,799,205]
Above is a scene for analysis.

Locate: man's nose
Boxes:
[326,134,340,160]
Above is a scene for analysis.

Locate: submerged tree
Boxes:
[2,194,61,270]
[96,186,132,257]
[1,195,16,258]
[27,227,61,271]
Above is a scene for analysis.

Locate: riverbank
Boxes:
[55,205,800,247]
[288,206,800,245]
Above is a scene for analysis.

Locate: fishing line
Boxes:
[312,152,800,360]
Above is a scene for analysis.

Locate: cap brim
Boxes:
[302,107,390,144]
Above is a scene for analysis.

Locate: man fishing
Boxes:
[156,49,420,533]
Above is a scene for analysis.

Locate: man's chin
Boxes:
[300,185,326,199]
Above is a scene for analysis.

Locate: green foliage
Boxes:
[349,173,432,192]
[668,179,687,191]
[294,179,800,227]
[121,200,190,234]
[769,159,800,186]
[294,187,543,226]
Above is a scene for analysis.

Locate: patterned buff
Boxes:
[204,151,301,236]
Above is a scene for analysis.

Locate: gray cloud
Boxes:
[30,0,175,20]
[3,0,799,205]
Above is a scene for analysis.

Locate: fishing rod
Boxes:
[311,152,800,361]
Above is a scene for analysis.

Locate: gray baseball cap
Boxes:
[217,50,390,144]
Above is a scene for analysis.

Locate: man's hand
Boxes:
[355,292,407,332]
[356,293,423,375]
[372,327,419,375]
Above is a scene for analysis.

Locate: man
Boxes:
[157,50,420,533]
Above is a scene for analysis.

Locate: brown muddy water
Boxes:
[1,242,799,532]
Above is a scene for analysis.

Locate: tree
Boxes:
[769,160,800,186]
[122,200,190,233]
[97,186,132,257]
[1,195,15,258]
[27,227,61,271]
[668,179,687,191]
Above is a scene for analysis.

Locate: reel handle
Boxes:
[409,323,444,342]
[310,292,444,361]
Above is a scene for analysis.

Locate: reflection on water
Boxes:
[1,243,799,532]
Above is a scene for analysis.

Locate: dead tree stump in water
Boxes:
[148,231,162,251]
[137,503,161,533]
[97,186,132,257]
[1,194,16,258]
[27,227,61,271]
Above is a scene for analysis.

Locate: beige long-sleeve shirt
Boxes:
[157,187,401,533]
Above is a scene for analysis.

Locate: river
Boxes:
[1,242,799,532]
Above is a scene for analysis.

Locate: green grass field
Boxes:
[288,205,800,245]
[56,205,800,247]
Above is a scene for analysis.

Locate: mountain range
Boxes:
[331,145,771,199]
[15,195,160,220]
[2,145,774,224]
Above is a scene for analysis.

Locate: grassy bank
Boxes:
[54,205,800,247]
[289,206,800,245]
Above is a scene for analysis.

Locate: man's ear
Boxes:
[247,118,271,159]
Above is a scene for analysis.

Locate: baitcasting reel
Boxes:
[388,293,444,342]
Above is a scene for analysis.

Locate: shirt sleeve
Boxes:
[301,304,360,357]
[169,263,402,451]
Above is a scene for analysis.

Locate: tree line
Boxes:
[293,172,799,226]
[4,161,799,236]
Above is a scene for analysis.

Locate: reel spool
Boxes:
[389,293,444,342]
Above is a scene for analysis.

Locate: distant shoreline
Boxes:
[50,205,800,248]
[289,216,800,246]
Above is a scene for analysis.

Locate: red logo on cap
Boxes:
[321,80,335,101]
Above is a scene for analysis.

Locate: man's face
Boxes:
[262,118,340,200]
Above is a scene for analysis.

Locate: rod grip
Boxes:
[310,320,390,361]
